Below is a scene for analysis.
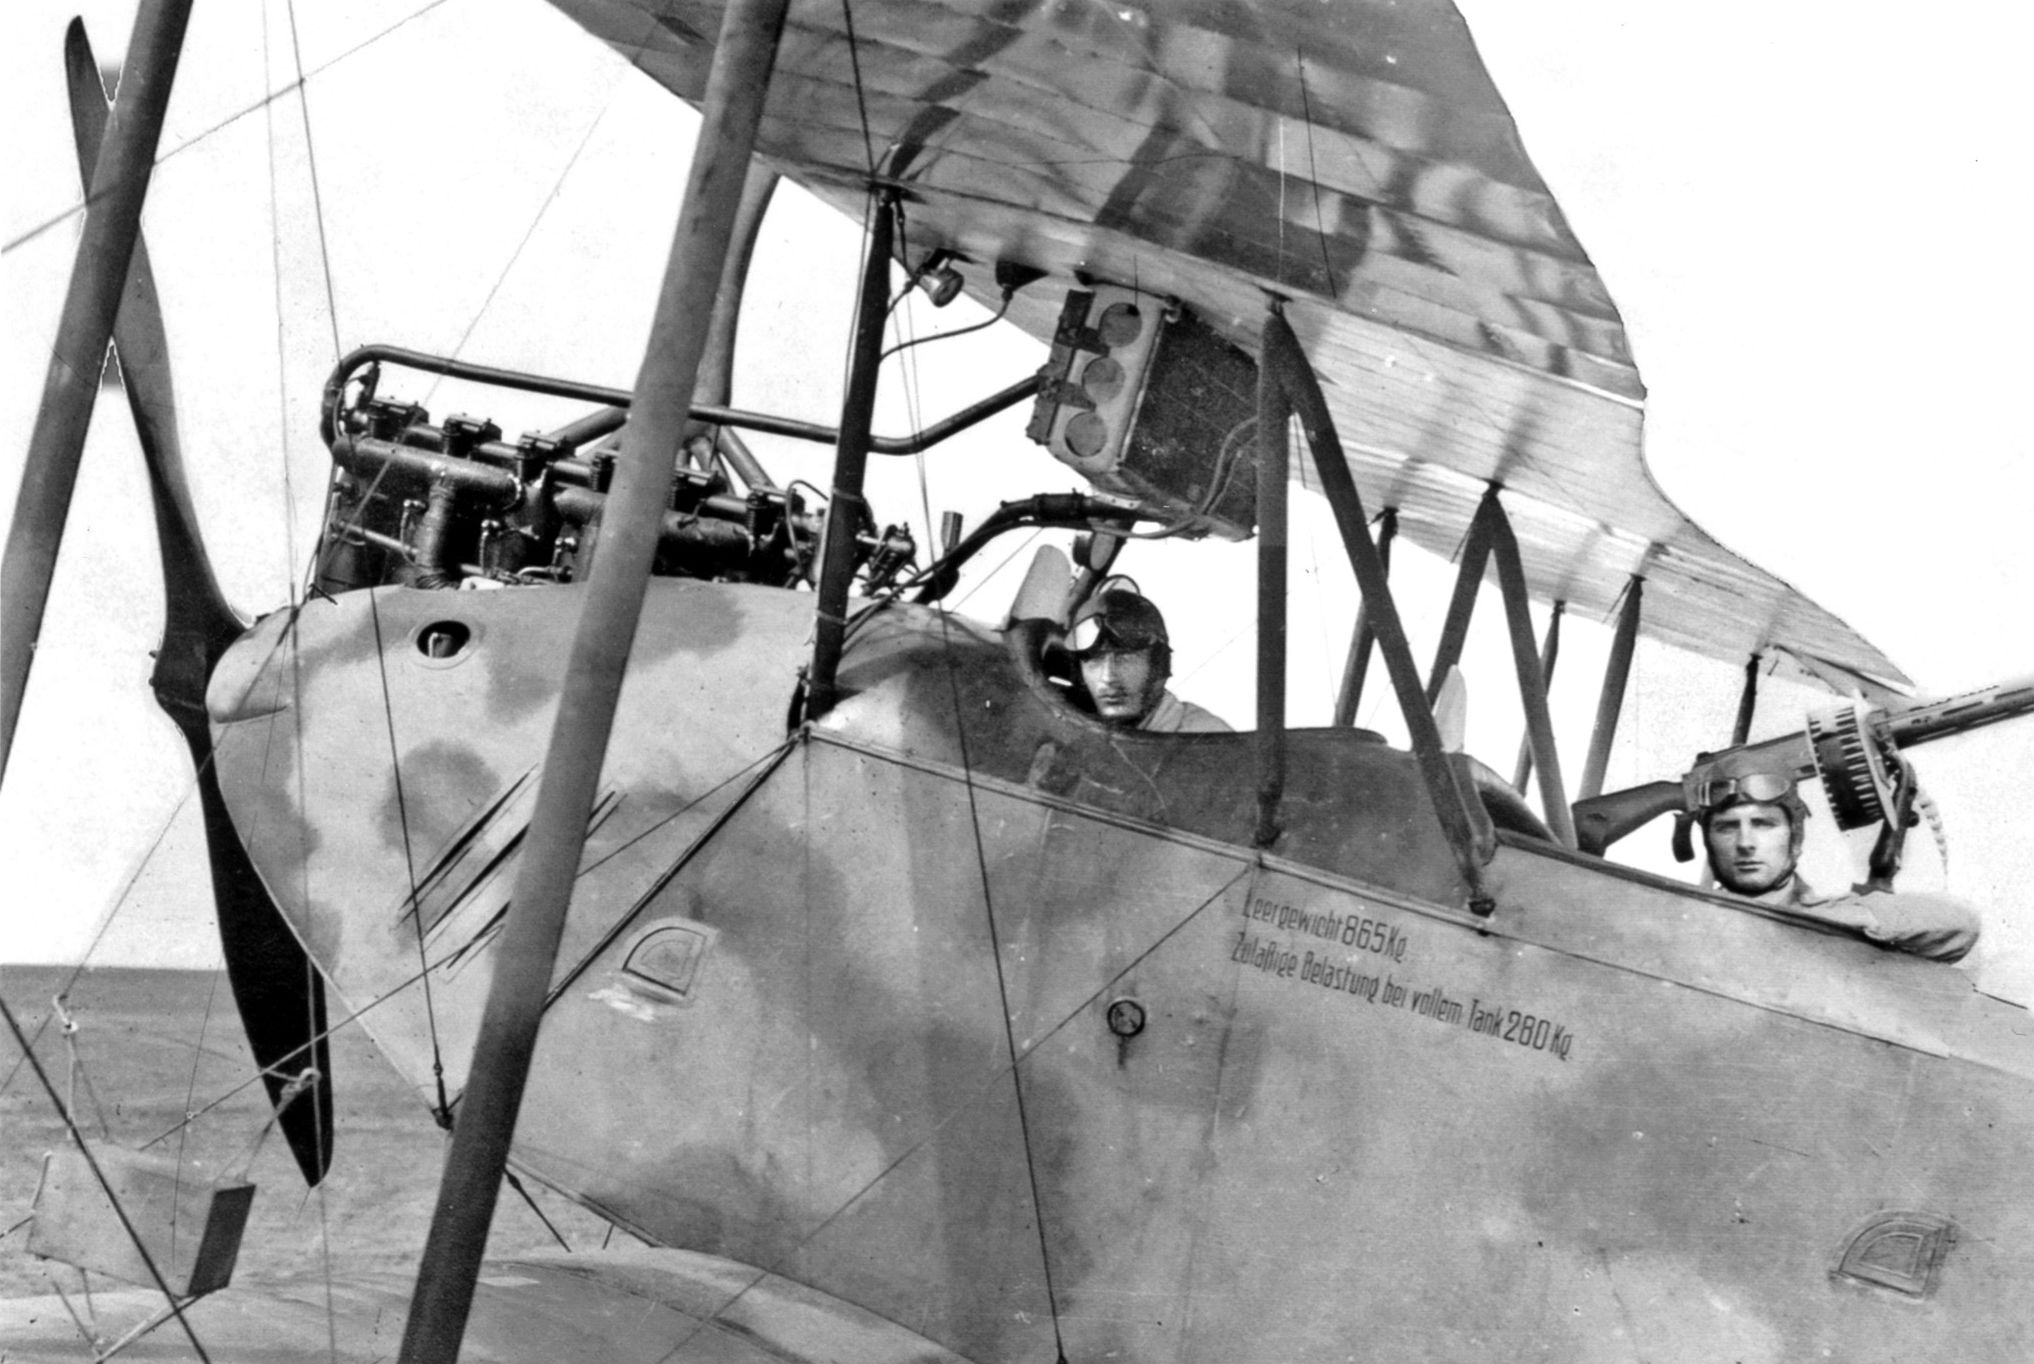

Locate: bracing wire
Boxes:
[503,1168,572,1252]
[661,18,1079,1344]
[51,995,115,1142]
[647,860,1257,1364]
[0,598,348,1114]
[878,291,1012,365]
[1276,102,1287,286]
[401,5,662,419]
[255,28,340,1333]
[949,527,1044,611]
[921,576,1074,1364]
[34,7,679,1212]
[303,7,664,598]
[0,785,201,1100]
[133,737,798,1153]
[274,0,639,1140]
[838,0,880,181]
[366,589,454,1126]
[259,1,310,606]
[264,0,351,1281]
[282,0,345,372]
[1295,49,1339,300]
[282,0,356,646]
[169,970,224,1275]
[901,212,1070,1359]
[3,0,456,259]
[1,996,216,1363]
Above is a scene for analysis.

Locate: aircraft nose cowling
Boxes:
[206,608,292,723]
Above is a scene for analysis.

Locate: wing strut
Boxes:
[395,0,793,1356]
[1483,494,1577,848]
[1730,652,1762,746]
[688,162,780,491]
[1512,601,1565,791]
[806,189,895,715]
[1260,307,1495,909]
[1254,350,1290,846]
[1426,497,1499,705]
[1578,574,1645,801]
[0,0,193,780]
[1332,507,1396,726]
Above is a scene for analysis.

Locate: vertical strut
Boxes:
[1512,600,1564,791]
[396,0,791,1357]
[1259,309,1494,907]
[1,0,195,781]
[1255,350,1290,847]
[1578,574,1644,802]
[1730,652,1761,746]
[1426,508,1497,705]
[806,193,896,715]
[1484,497,1576,848]
[1332,507,1396,726]
[689,162,780,491]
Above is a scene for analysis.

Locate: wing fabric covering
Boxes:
[0,1249,977,1363]
[549,0,1903,693]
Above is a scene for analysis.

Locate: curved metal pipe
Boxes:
[909,493,1140,604]
[322,344,1038,457]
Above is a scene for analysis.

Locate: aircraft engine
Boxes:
[313,348,904,597]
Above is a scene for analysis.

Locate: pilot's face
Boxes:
[1704,801,1798,895]
[1080,647,1163,726]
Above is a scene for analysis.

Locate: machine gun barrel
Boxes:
[1571,673,2034,856]
[1883,674,2034,746]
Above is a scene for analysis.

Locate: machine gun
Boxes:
[1572,675,2034,879]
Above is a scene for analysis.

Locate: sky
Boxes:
[2,0,2031,994]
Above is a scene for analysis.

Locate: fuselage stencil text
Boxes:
[1231,893,1575,1062]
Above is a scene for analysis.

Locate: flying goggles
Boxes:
[1067,578,1168,654]
[1689,770,1796,811]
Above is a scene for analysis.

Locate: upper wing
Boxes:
[550,0,1906,697]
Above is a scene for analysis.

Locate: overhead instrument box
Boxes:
[1027,285,1259,540]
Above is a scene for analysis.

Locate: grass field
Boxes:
[0,964,612,1300]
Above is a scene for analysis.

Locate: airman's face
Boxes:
[1704,801,1798,895]
[1080,647,1163,726]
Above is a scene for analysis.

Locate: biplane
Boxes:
[3,0,2031,1361]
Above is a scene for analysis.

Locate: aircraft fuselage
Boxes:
[208,580,2034,1362]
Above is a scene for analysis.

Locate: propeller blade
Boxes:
[65,19,333,1185]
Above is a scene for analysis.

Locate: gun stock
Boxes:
[1572,780,1680,857]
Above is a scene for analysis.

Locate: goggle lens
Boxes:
[1699,771,1794,807]
[1067,613,1161,654]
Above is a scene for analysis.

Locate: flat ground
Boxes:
[0,965,612,1299]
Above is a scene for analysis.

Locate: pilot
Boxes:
[1067,586,1231,733]
[1694,754,1978,962]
